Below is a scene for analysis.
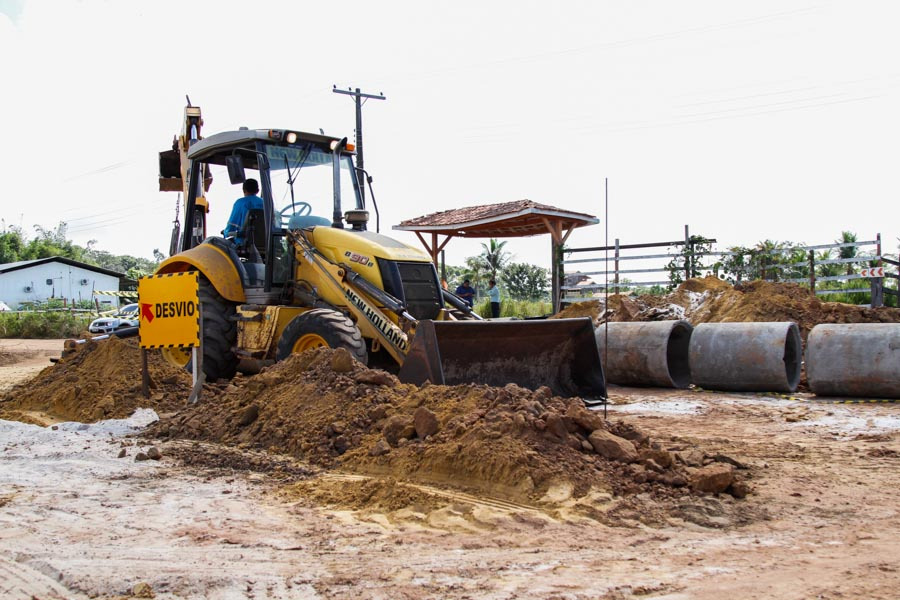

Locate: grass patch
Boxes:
[0,312,92,338]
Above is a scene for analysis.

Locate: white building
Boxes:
[0,257,125,309]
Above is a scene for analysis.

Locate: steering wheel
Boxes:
[279,203,313,228]
[280,203,312,218]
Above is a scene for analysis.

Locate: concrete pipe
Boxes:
[595,320,693,388]
[807,324,900,398]
[689,322,801,393]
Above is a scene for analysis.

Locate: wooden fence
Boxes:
[562,226,897,307]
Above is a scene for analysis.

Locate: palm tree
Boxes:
[838,231,858,275]
[478,238,511,280]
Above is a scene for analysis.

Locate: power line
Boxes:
[333,85,386,205]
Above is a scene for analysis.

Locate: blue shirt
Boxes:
[455,284,475,307]
[224,195,265,246]
[488,285,500,303]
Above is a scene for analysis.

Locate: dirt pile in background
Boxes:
[150,348,750,515]
[567,276,900,340]
[0,351,17,366]
[550,299,603,322]
[0,337,191,424]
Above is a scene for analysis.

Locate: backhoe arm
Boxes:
[287,229,413,365]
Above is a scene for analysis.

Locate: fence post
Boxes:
[684,225,691,282]
[871,278,884,307]
[808,250,816,296]
[614,238,620,295]
[871,232,884,307]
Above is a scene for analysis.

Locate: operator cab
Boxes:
[177,129,367,300]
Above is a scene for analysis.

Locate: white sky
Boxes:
[1,0,898,272]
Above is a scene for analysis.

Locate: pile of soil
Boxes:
[567,276,900,340]
[550,299,603,322]
[0,337,191,424]
[149,348,750,514]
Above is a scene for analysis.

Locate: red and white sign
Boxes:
[860,267,885,278]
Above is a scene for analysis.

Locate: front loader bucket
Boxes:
[398,318,606,399]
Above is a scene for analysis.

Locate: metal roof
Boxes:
[393,200,598,238]
[0,257,126,278]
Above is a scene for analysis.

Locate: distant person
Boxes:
[224,178,264,247]
[455,279,475,308]
[488,279,500,318]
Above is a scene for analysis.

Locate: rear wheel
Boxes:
[161,276,238,381]
[276,309,367,365]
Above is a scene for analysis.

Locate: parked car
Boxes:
[88,303,139,334]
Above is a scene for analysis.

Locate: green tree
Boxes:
[0,225,25,263]
[500,262,548,300]
[816,249,842,278]
[838,230,858,275]
[666,235,712,288]
[477,238,511,280]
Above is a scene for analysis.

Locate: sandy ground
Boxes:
[1,339,899,599]
[0,338,66,395]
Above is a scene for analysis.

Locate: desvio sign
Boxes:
[137,272,200,349]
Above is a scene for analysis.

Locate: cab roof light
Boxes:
[268,129,283,141]
[285,131,298,144]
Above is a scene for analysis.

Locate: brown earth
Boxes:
[561,276,900,341]
[149,347,752,525]
[0,336,192,425]
[1,339,899,598]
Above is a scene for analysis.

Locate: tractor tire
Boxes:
[276,309,368,365]
[193,276,239,381]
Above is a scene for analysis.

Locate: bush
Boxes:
[474,298,552,319]
[0,311,92,338]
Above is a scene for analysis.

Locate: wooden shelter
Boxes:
[393,200,598,312]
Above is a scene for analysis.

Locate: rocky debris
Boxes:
[237,404,259,426]
[370,439,391,457]
[383,415,416,447]
[146,447,162,460]
[413,406,439,439]
[149,347,752,506]
[354,370,397,386]
[135,452,149,462]
[330,347,355,373]
[690,463,735,494]
[132,581,155,598]
[117,449,127,458]
[589,429,639,463]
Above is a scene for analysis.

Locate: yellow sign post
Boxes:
[138,272,202,402]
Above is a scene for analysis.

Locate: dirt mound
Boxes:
[551,299,603,321]
[0,337,191,424]
[150,348,750,513]
[0,351,18,366]
[599,275,900,340]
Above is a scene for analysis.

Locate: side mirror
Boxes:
[226,155,245,184]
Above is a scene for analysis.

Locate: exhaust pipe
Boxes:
[807,323,900,398]
[595,320,693,388]
[689,322,801,393]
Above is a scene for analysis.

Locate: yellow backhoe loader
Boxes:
[155,102,606,398]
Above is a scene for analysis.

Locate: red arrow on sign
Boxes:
[141,303,154,323]
[860,267,885,278]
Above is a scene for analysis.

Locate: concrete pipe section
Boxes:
[689,322,802,393]
[595,320,693,388]
[807,324,900,398]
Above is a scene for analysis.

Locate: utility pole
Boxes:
[332,85,385,204]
